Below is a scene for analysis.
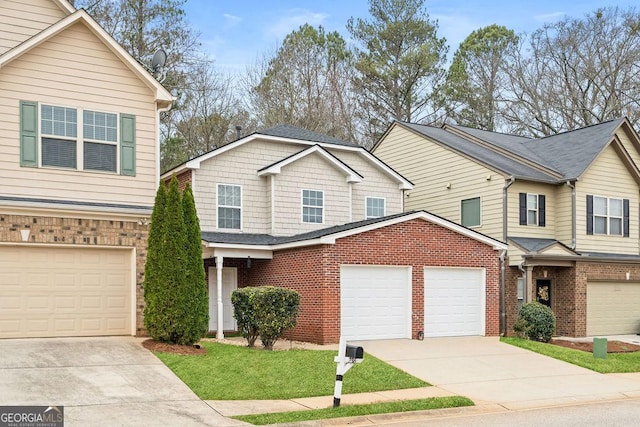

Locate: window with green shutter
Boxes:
[19,101,38,167]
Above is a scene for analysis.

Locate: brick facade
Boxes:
[0,213,149,335]
[506,261,640,338]
[217,219,502,344]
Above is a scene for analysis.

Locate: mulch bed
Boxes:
[549,339,640,353]
[142,339,207,355]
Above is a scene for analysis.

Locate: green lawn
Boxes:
[501,337,640,373]
[154,341,428,400]
[234,397,474,425]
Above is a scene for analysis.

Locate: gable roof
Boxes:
[202,210,507,251]
[257,145,363,183]
[509,237,577,255]
[378,118,640,184]
[163,124,413,189]
[0,8,173,107]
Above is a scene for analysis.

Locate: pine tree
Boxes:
[143,183,167,339]
[181,182,209,343]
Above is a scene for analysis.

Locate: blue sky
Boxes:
[183,1,639,72]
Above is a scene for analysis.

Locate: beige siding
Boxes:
[617,128,640,171]
[375,125,504,239]
[193,139,405,235]
[0,22,159,207]
[0,0,68,55]
[576,145,639,254]
[508,181,557,239]
[326,149,402,220]
[555,183,573,247]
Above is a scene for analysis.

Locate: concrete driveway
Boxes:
[354,336,640,410]
[0,337,244,426]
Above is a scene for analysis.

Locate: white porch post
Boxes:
[216,255,224,340]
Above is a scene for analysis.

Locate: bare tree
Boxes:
[501,7,640,136]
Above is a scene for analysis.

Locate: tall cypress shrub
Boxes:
[181,182,209,343]
[143,183,167,339]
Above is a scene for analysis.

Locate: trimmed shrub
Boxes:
[254,287,300,350]
[513,302,556,342]
[231,286,300,350]
[231,287,261,347]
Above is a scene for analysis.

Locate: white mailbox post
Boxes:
[333,336,364,408]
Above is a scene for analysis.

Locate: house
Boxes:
[162,124,507,344]
[0,0,173,338]
[372,118,640,337]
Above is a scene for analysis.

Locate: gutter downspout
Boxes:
[499,249,507,336]
[566,181,576,250]
[500,177,515,336]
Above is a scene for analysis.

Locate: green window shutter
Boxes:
[120,113,136,176]
[20,101,38,167]
[461,197,480,227]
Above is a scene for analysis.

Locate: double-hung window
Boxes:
[19,101,136,175]
[302,189,323,223]
[217,184,242,229]
[519,193,545,227]
[589,195,626,236]
[366,197,385,219]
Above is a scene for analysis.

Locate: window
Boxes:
[519,193,545,227]
[589,195,625,236]
[19,101,135,175]
[461,197,481,227]
[366,197,385,219]
[217,184,241,229]
[302,189,323,223]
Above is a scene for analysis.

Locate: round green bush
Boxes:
[513,302,556,342]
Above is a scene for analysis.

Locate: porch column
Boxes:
[216,255,224,340]
[525,265,534,303]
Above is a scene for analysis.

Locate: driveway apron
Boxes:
[0,336,245,426]
[353,337,640,410]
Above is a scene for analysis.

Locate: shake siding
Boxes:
[0,0,67,55]
[508,181,556,239]
[374,126,503,239]
[274,155,350,235]
[0,22,158,207]
[326,149,402,219]
[576,145,639,254]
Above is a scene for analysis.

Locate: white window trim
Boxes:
[217,183,243,230]
[526,193,538,226]
[593,195,623,236]
[39,102,120,174]
[301,189,324,224]
[460,196,482,228]
[365,196,386,219]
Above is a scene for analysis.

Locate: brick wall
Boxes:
[244,218,501,344]
[0,213,149,335]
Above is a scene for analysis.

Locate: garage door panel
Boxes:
[340,266,411,340]
[0,246,132,338]
[587,282,640,335]
[424,267,485,337]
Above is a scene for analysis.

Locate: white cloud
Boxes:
[223,13,242,29]
[266,9,329,40]
[533,12,566,23]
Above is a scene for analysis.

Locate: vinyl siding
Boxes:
[0,22,158,207]
[617,129,640,170]
[0,0,67,55]
[374,125,504,239]
[507,181,556,239]
[555,183,573,247]
[576,144,639,254]
[193,139,405,235]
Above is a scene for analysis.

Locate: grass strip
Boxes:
[234,396,474,425]
[501,337,640,373]
[155,341,428,400]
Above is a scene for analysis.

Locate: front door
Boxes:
[208,267,238,331]
[536,279,551,307]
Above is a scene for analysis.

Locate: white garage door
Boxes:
[587,281,640,335]
[340,265,411,340]
[0,246,133,338]
[424,267,485,337]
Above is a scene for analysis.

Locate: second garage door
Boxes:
[424,267,485,337]
[0,245,133,339]
[587,281,640,335]
[340,265,411,340]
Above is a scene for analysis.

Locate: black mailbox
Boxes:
[345,345,364,360]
